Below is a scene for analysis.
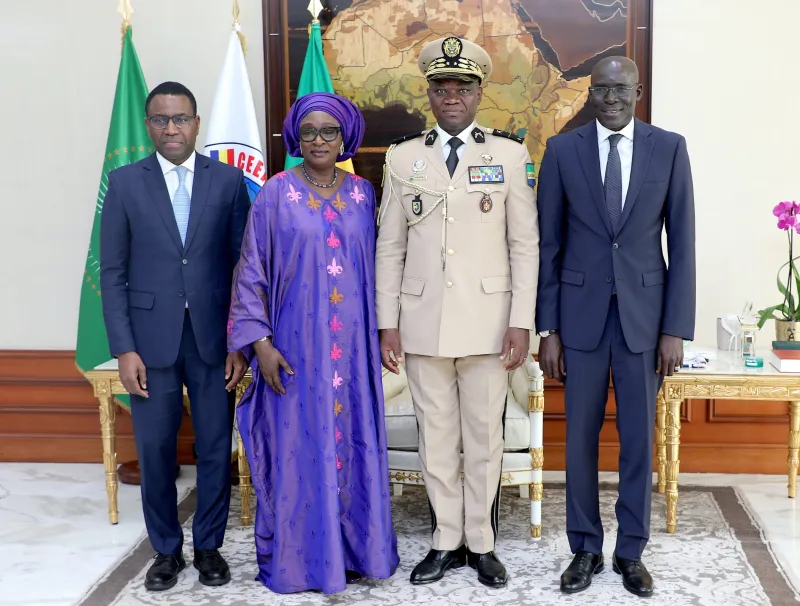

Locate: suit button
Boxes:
[447,249,454,256]
[182,259,188,265]
[448,186,455,192]
[606,277,612,283]
[447,281,453,288]
[179,290,185,296]
[447,217,454,223]
[613,243,619,249]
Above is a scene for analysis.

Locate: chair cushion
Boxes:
[383,367,530,452]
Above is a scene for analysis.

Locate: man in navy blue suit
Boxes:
[536,57,695,597]
[100,82,250,591]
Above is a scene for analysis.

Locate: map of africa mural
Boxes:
[268,0,651,188]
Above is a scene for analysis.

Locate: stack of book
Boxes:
[768,341,800,372]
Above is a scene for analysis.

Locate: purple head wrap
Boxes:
[282,92,365,162]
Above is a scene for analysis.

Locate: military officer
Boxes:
[375,36,539,588]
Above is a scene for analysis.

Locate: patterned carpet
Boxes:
[80,484,798,606]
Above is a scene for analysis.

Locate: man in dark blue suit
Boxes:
[100,82,250,591]
[536,57,695,597]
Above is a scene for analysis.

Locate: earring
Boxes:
[340,142,345,155]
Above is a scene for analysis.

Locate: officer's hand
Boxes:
[254,339,294,395]
[501,328,530,371]
[379,329,403,374]
[538,333,566,383]
[656,334,684,377]
[118,351,148,397]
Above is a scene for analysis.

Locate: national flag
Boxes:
[284,18,355,173]
[204,29,266,202]
[75,26,149,407]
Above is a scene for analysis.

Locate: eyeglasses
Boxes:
[146,114,196,129]
[588,85,637,97]
[299,126,342,142]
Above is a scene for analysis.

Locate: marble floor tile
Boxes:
[0,463,195,606]
[1,464,799,604]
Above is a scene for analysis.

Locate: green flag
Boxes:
[75,26,150,406]
[285,20,354,172]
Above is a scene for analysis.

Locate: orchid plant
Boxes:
[757,201,800,327]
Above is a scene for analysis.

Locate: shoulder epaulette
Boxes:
[491,129,525,144]
[390,131,426,146]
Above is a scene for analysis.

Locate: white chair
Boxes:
[382,358,545,539]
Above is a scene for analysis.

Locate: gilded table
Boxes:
[84,361,254,526]
[657,350,800,533]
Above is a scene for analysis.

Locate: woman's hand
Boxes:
[253,339,294,395]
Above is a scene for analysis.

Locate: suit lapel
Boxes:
[183,153,211,254]
[142,154,183,253]
[617,119,654,232]
[576,122,613,237]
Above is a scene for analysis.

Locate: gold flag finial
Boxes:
[233,0,247,56]
[117,0,133,49]
[117,0,133,30]
[307,0,323,24]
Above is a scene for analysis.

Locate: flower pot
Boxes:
[776,320,800,341]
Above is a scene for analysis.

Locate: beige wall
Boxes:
[650,0,800,348]
[0,0,797,350]
[0,0,266,349]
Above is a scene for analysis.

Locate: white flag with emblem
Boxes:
[204,29,266,201]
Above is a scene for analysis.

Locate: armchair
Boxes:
[382,358,545,538]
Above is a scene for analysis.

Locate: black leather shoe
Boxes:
[145,553,186,591]
[410,546,468,584]
[467,550,507,588]
[560,550,604,594]
[193,549,231,587]
[613,553,654,597]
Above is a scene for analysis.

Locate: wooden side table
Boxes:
[84,364,254,526]
[657,350,800,534]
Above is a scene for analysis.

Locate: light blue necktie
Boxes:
[172,165,191,245]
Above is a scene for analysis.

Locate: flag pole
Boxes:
[117,0,133,46]
[233,0,247,55]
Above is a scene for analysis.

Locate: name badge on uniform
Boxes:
[526,162,536,188]
[468,165,504,184]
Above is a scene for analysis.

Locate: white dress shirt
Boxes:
[435,121,476,163]
[156,151,195,308]
[156,150,196,201]
[597,119,634,208]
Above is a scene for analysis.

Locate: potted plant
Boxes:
[757,201,800,340]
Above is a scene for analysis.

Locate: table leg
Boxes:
[788,401,800,498]
[529,371,544,540]
[97,383,118,525]
[656,390,667,494]
[236,425,253,526]
[665,396,682,534]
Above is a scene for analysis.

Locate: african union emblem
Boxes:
[204,30,266,203]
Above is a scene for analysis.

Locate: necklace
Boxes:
[301,162,338,188]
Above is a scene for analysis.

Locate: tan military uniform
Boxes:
[375,125,539,552]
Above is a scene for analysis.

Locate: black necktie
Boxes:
[604,134,623,230]
[446,137,463,177]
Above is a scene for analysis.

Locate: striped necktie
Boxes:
[172,165,191,245]
[604,134,623,231]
